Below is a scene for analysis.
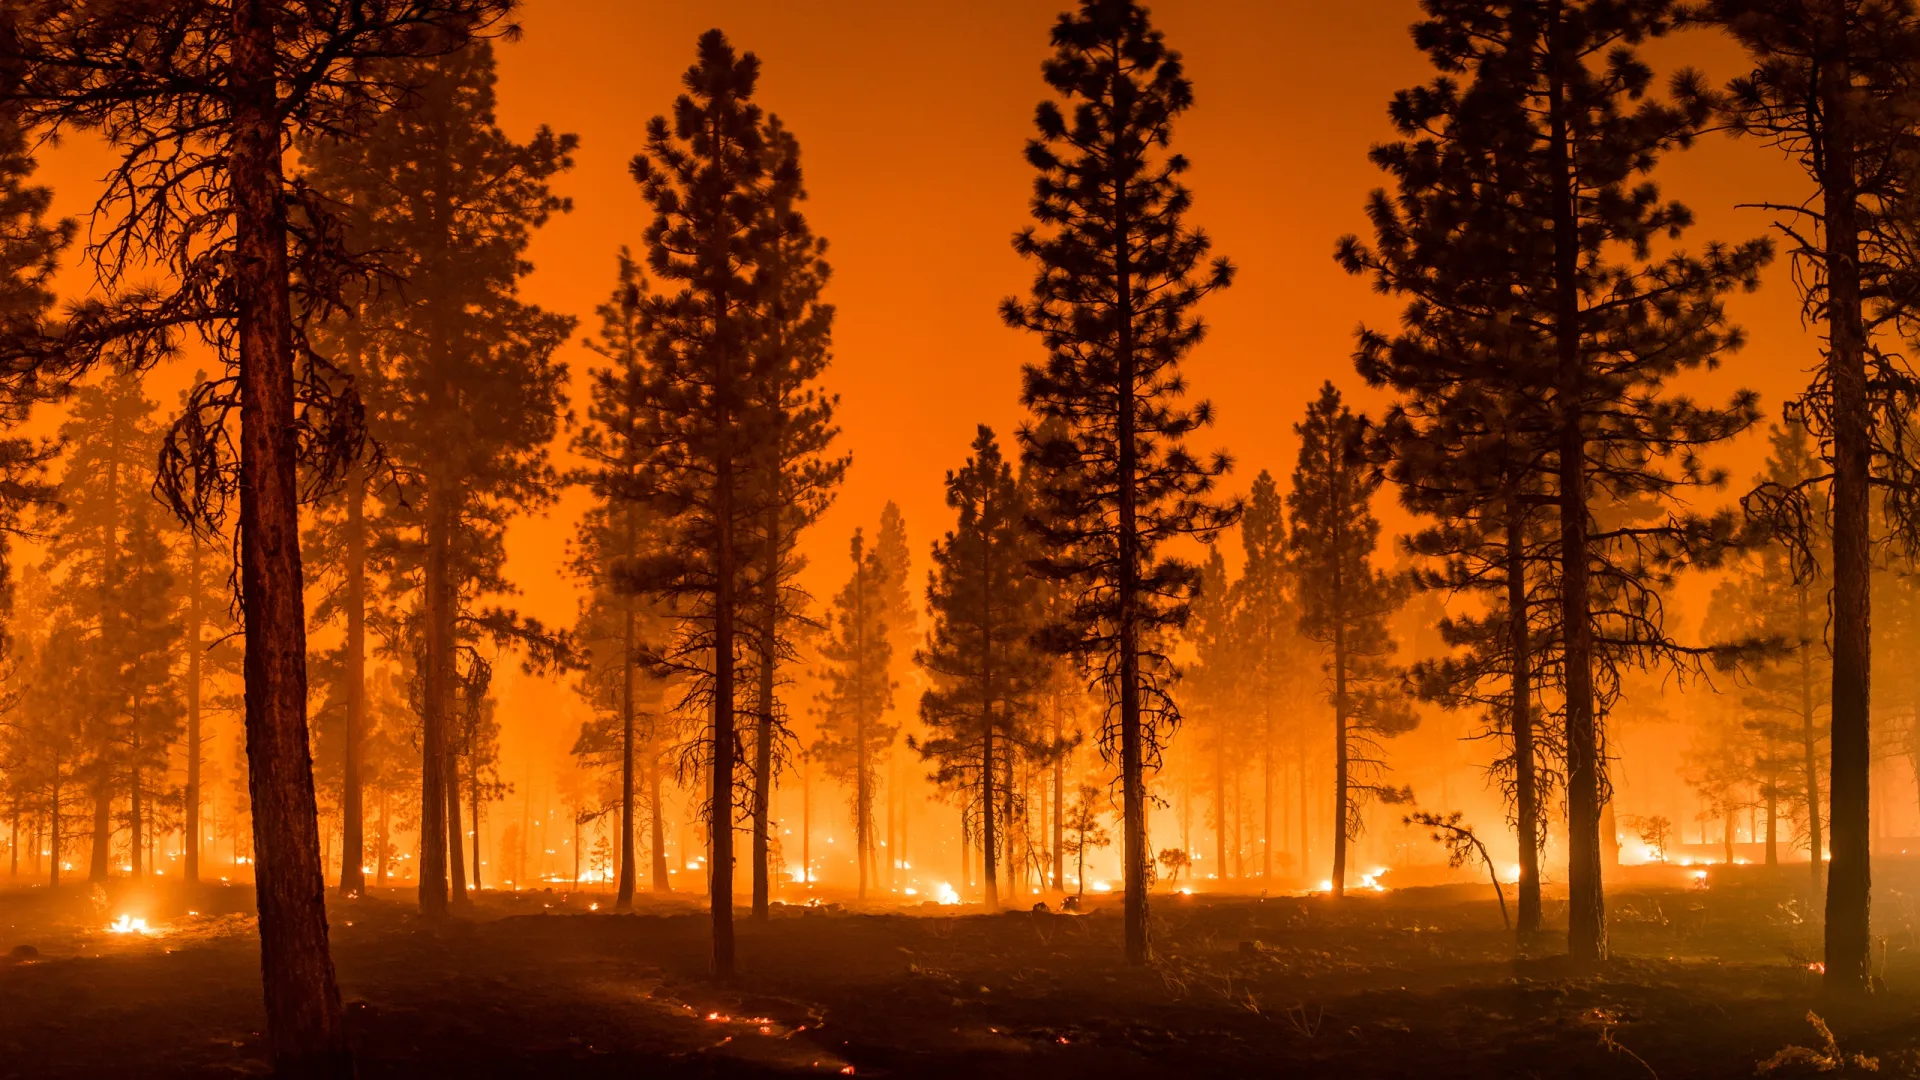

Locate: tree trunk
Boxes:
[377,786,390,888]
[419,474,453,917]
[230,2,349,1069]
[1509,511,1540,936]
[445,744,467,907]
[88,779,110,883]
[1052,692,1065,891]
[469,753,482,891]
[751,508,778,919]
[617,506,638,913]
[1332,599,1349,899]
[710,348,738,980]
[1820,6,1872,993]
[339,467,367,897]
[649,740,671,892]
[130,756,143,879]
[982,719,999,911]
[1548,0,1607,964]
[186,535,204,886]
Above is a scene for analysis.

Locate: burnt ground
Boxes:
[1,863,1918,1078]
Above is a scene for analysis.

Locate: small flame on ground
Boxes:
[934,882,960,905]
[106,915,149,935]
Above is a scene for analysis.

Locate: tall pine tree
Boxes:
[1004,0,1238,965]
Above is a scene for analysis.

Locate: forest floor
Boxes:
[1,862,1918,1078]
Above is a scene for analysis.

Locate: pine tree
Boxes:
[1231,471,1310,884]
[624,29,771,978]
[301,41,575,916]
[1341,0,1769,960]
[1704,421,1830,877]
[815,528,896,900]
[872,500,916,891]
[1183,543,1243,881]
[0,110,67,543]
[1003,0,1239,965]
[913,427,1048,910]
[570,252,668,912]
[740,119,844,919]
[1707,0,1920,994]
[2,5,521,1067]
[1287,382,1416,898]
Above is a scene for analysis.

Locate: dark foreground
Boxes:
[1,864,1917,1078]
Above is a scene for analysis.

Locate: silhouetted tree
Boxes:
[913,427,1047,910]
[1287,382,1415,898]
[1707,0,1920,994]
[1004,0,1238,965]
[1,3,520,1068]
[1341,0,1769,961]
[815,528,895,899]
[1705,421,1831,875]
[741,119,844,919]
[624,29,769,979]
[0,111,67,549]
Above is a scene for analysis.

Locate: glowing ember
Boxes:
[1808,962,1826,973]
[588,902,599,911]
[106,915,150,935]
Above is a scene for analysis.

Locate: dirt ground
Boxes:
[1,862,1918,1078]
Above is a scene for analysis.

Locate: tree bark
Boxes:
[617,506,638,913]
[1820,3,1872,991]
[1548,0,1607,964]
[1508,510,1540,936]
[751,508,778,919]
[339,466,367,897]
[418,475,452,917]
[230,1,350,1069]
[186,535,204,885]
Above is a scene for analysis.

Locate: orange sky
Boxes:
[33,1,1822,635]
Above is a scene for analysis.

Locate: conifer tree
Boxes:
[1705,421,1830,878]
[872,500,916,889]
[301,41,575,916]
[571,253,666,911]
[2,4,521,1066]
[1287,382,1416,898]
[1341,0,1769,959]
[815,528,895,899]
[1707,0,1920,993]
[178,520,239,886]
[913,427,1047,910]
[1004,0,1238,965]
[0,110,67,542]
[623,29,770,978]
[740,119,844,919]
[1231,471,1309,884]
[1183,542,1243,879]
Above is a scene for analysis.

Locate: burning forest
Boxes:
[6,0,1920,1077]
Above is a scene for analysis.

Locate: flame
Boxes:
[106,915,150,935]
[934,882,960,905]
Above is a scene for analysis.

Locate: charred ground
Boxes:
[2,863,1914,1079]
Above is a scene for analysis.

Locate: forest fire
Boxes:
[0,0,1913,1076]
